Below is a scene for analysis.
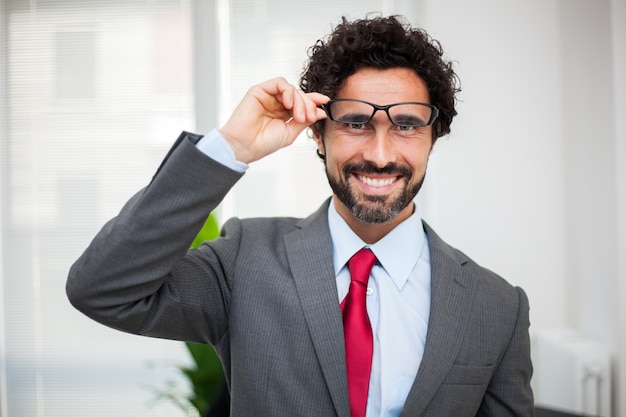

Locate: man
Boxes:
[67,15,533,417]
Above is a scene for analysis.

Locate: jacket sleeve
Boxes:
[66,132,244,344]
[477,286,534,416]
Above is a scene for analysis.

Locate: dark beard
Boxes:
[326,161,425,224]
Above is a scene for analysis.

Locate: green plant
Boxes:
[190,212,220,250]
[183,341,225,415]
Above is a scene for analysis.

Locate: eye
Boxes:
[396,124,417,132]
[345,122,368,131]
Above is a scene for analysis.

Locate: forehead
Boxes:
[335,67,431,104]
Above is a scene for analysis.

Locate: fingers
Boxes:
[262,77,329,124]
[219,77,330,164]
[294,90,329,124]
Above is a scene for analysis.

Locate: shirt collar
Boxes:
[327,198,426,290]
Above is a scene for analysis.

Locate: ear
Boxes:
[312,127,325,156]
[429,134,437,155]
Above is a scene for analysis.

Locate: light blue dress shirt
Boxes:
[327,201,431,417]
[196,129,432,417]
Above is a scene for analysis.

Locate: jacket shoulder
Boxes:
[423,221,524,298]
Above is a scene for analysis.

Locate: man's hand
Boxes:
[219,77,329,164]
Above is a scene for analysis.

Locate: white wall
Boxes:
[611,0,626,412]
[389,0,625,413]
[417,0,570,328]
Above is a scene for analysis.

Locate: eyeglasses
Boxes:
[321,99,439,128]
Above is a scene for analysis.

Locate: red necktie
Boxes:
[341,248,377,417]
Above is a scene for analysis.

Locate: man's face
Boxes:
[314,67,434,228]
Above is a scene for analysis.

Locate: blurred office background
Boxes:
[0,0,624,416]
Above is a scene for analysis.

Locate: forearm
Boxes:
[66,133,243,339]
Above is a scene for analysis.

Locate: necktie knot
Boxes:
[348,248,377,286]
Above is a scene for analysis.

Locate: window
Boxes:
[1,1,194,416]
[0,1,394,416]
[55,31,96,99]
[222,0,386,219]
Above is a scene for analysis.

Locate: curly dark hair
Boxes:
[300,15,460,142]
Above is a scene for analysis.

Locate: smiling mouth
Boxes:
[356,174,400,188]
[343,161,412,191]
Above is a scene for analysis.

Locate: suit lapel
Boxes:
[284,208,477,417]
[284,200,350,417]
[400,223,478,416]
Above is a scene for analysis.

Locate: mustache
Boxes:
[342,161,413,179]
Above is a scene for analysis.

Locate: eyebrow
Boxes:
[392,114,426,125]
[335,111,372,122]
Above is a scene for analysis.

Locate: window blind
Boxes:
[1,1,194,416]
[222,0,386,220]
[0,1,391,416]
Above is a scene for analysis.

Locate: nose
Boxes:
[361,127,396,168]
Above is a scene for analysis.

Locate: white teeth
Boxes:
[358,175,395,187]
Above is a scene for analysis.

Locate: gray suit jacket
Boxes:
[67,132,533,416]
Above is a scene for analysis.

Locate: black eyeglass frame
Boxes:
[320,98,439,128]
